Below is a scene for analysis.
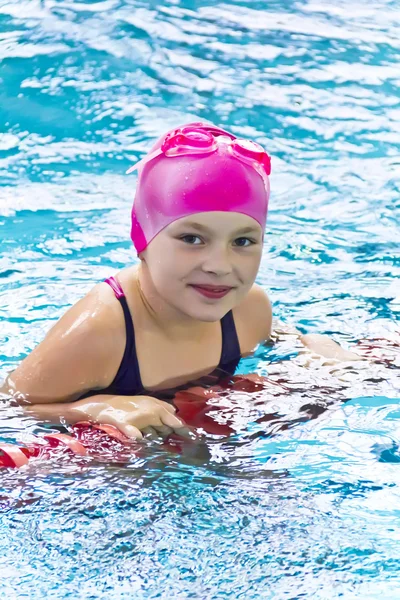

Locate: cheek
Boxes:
[153,261,178,289]
[240,252,262,281]
[149,248,189,291]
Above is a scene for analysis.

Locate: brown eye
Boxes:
[234,237,255,247]
[180,235,203,245]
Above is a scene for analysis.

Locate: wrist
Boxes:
[24,402,86,424]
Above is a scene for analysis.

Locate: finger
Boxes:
[160,410,187,430]
[155,400,176,414]
[159,413,195,439]
[159,413,196,439]
[142,427,160,440]
[172,426,197,440]
[109,422,143,440]
[152,424,173,437]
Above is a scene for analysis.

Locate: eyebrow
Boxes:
[178,221,260,235]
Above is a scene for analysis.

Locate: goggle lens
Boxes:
[162,128,214,154]
[232,139,271,176]
[127,123,271,177]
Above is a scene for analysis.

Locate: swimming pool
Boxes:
[0,0,399,597]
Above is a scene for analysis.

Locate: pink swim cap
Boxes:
[127,122,271,253]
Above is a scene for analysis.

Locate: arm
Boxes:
[238,286,362,363]
[299,333,364,362]
[23,394,187,440]
[0,282,186,438]
[270,321,364,363]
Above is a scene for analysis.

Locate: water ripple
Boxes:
[0,0,399,597]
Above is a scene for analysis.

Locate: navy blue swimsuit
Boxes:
[81,276,242,401]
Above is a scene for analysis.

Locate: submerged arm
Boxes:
[299,333,364,362]
[239,285,362,363]
[271,321,364,363]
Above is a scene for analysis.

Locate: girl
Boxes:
[0,122,362,439]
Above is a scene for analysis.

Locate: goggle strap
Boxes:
[126,148,163,175]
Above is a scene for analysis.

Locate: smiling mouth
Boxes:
[189,284,234,299]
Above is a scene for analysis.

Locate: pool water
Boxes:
[0,0,399,598]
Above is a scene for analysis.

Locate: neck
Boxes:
[135,262,214,341]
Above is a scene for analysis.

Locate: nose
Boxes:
[201,244,233,277]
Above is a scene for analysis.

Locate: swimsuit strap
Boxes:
[104,276,144,391]
[218,310,241,372]
[103,276,241,393]
[104,276,125,299]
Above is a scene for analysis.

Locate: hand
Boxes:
[299,334,365,364]
[71,395,190,440]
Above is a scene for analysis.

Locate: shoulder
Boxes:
[47,280,124,346]
[55,266,140,364]
[233,284,272,352]
[52,277,130,374]
[49,266,139,343]
[6,278,128,403]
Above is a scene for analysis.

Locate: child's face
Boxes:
[141,211,264,322]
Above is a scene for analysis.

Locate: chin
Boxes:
[183,304,231,323]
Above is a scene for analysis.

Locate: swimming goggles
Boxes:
[126,122,272,180]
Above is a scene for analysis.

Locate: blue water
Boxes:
[0,0,399,598]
